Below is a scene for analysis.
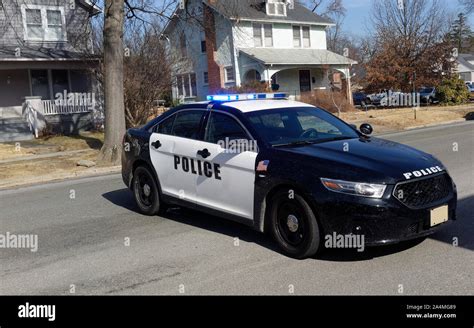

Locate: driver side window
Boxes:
[205,112,251,145]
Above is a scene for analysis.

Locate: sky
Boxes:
[341,0,473,37]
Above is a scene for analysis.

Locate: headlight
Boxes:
[321,178,387,198]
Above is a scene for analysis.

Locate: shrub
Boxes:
[215,80,271,94]
[436,77,470,105]
[300,90,356,114]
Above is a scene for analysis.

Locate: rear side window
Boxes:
[156,115,175,134]
[171,111,206,140]
[205,112,250,144]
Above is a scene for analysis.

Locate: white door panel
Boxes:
[194,142,257,220]
[149,133,198,202]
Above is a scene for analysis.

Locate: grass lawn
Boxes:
[0,131,104,161]
[341,104,474,134]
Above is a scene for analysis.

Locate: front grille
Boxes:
[393,173,451,208]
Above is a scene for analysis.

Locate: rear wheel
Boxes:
[132,166,166,216]
[269,190,321,259]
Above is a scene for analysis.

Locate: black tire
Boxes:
[132,166,166,216]
[269,190,321,259]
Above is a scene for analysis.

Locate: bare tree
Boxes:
[365,0,454,92]
[123,24,172,127]
[458,0,474,15]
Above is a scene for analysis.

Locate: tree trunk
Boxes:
[98,0,126,165]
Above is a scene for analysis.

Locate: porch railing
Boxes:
[23,102,40,138]
[41,100,93,115]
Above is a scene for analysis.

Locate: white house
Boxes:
[162,0,357,103]
[456,53,474,83]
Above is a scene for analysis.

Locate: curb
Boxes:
[0,166,122,190]
[403,119,467,130]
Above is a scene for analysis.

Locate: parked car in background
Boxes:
[353,92,371,107]
[467,83,474,100]
[419,87,438,105]
[367,92,386,107]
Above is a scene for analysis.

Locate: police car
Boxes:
[122,93,457,259]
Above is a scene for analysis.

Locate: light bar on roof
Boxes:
[206,93,288,102]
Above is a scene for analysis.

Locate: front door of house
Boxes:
[299,70,311,92]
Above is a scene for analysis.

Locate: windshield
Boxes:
[245,107,359,146]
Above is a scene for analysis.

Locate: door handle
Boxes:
[197,148,211,158]
[151,140,162,149]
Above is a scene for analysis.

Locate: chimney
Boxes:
[204,3,224,92]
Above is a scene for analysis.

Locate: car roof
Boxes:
[219,99,315,113]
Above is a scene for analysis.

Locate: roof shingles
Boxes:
[204,0,333,25]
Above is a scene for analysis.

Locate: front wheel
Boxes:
[132,166,166,216]
[269,190,321,259]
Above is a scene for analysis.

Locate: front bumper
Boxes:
[310,185,457,246]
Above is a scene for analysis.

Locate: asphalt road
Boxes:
[1,122,473,295]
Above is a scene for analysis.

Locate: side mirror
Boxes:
[360,123,373,135]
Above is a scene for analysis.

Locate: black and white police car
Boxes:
[122,93,457,259]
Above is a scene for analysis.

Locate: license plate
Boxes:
[430,205,449,227]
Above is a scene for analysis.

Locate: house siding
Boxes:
[0,0,92,51]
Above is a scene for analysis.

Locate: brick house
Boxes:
[161,0,357,103]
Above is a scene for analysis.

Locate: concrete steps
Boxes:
[0,118,34,142]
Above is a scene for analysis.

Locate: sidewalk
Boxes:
[0,149,90,165]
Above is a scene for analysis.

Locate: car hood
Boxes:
[273,137,445,184]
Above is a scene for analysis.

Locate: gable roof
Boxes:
[204,0,334,26]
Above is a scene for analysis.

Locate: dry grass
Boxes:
[341,104,473,133]
[0,131,104,161]
[0,149,100,183]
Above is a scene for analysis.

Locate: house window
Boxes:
[293,26,301,48]
[180,33,187,57]
[264,24,273,47]
[201,40,206,53]
[22,5,66,41]
[203,72,209,85]
[253,23,273,47]
[30,69,70,100]
[52,70,69,98]
[31,70,50,100]
[253,23,262,47]
[46,10,63,40]
[266,0,286,16]
[25,9,43,39]
[302,26,311,48]
[293,25,310,48]
[176,73,197,97]
[225,67,235,82]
